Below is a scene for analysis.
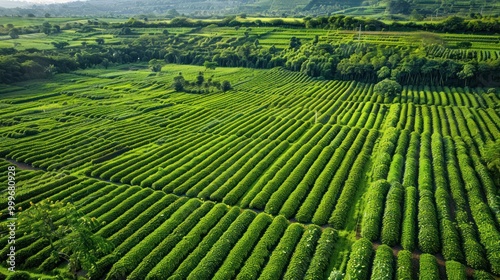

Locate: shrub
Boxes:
[304,228,337,280]
[370,244,394,280]
[381,182,404,246]
[401,187,417,251]
[361,180,391,241]
[106,199,202,280]
[419,254,439,280]
[257,223,304,280]
[235,215,289,280]
[186,210,257,280]
[128,202,216,279]
[165,207,242,280]
[6,272,31,280]
[445,260,466,280]
[283,225,322,280]
[396,250,412,280]
[345,238,374,280]
[212,213,273,280]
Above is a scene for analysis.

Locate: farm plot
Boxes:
[0,64,498,279]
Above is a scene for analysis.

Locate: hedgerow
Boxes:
[303,227,337,280]
[419,254,439,280]
[186,210,257,280]
[396,250,412,280]
[265,145,323,215]
[223,141,289,206]
[345,238,374,280]
[212,213,273,280]
[250,143,314,210]
[166,207,242,280]
[105,198,202,280]
[96,191,165,238]
[283,225,322,280]
[279,145,335,218]
[236,215,289,280]
[445,260,467,280]
[381,182,404,246]
[370,244,394,280]
[418,190,441,254]
[128,202,219,279]
[257,223,304,280]
[401,186,418,251]
[329,129,378,228]
[361,180,391,241]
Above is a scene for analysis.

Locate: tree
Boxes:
[42,21,52,35]
[149,59,163,72]
[45,13,51,18]
[374,78,402,98]
[221,80,232,92]
[457,63,475,86]
[9,29,19,39]
[19,200,113,278]
[289,36,301,50]
[27,13,36,17]
[119,27,132,35]
[204,61,218,70]
[95,38,105,45]
[410,9,424,21]
[101,58,110,69]
[377,66,391,79]
[196,71,205,87]
[51,41,69,49]
[173,73,185,92]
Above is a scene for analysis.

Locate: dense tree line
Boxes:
[1,15,499,87]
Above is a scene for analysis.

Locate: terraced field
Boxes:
[0,64,499,279]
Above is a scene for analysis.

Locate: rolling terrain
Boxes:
[0,62,499,278]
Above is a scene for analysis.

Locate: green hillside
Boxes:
[0,0,498,17]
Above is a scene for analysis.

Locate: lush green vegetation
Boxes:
[0,12,499,280]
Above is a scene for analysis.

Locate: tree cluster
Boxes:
[173,72,231,93]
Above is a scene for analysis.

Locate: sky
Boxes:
[0,0,78,5]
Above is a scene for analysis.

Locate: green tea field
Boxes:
[0,62,499,279]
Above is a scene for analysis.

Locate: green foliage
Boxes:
[235,215,289,280]
[222,80,232,92]
[304,228,337,280]
[482,139,500,182]
[5,272,30,280]
[396,250,412,280]
[374,79,402,98]
[445,261,467,280]
[212,213,272,280]
[186,210,257,280]
[418,190,441,254]
[370,245,394,280]
[19,200,113,277]
[401,187,417,251]
[381,182,404,246]
[258,223,304,280]
[204,61,218,70]
[361,180,391,241]
[51,41,69,49]
[345,238,374,280]
[419,254,439,280]
[283,225,322,280]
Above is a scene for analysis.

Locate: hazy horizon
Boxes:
[0,0,80,7]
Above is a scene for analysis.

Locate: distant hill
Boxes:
[0,0,498,18]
